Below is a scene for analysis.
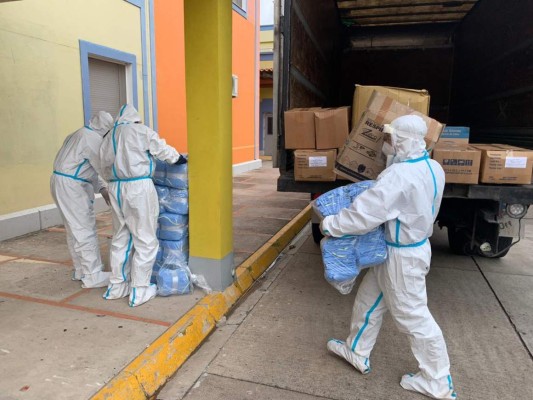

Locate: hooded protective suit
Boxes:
[100,104,182,307]
[322,115,456,400]
[50,111,114,288]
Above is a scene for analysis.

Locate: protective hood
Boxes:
[115,104,142,125]
[89,111,114,136]
[383,115,427,163]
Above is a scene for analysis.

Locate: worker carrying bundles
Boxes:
[313,181,388,295]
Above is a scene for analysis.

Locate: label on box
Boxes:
[505,156,527,169]
[309,156,327,167]
[443,158,474,166]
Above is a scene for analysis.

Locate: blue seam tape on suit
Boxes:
[121,234,133,281]
[385,238,427,248]
[53,171,90,183]
[351,293,384,351]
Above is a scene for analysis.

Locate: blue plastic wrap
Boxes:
[321,236,359,283]
[155,185,169,213]
[356,228,387,268]
[321,228,387,295]
[153,159,167,186]
[158,213,188,241]
[151,261,162,284]
[316,181,388,295]
[156,266,192,296]
[157,238,189,266]
[162,188,189,215]
[314,181,375,217]
[165,162,188,189]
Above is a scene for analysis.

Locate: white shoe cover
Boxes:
[400,372,457,399]
[129,284,157,307]
[82,271,111,289]
[103,282,130,300]
[72,269,83,281]
[327,339,371,374]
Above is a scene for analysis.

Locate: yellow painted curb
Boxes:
[90,204,312,400]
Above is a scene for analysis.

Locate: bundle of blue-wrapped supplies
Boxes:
[314,181,388,295]
[153,158,210,296]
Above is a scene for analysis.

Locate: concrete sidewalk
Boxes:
[158,225,533,400]
[0,162,309,400]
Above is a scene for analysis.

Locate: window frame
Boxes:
[79,40,137,125]
[232,0,248,19]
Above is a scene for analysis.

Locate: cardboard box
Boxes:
[471,144,533,184]
[284,108,320,149]
[437,126,470,147]
[352,84,430,125]
[294,149,337,182]
[432,145,481,184]
[335,91,445,182]
[314,107,351,149]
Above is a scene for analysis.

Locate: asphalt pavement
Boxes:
[158,223,533,400]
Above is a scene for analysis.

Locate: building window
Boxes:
[79,40,137,125]
[232,0,248,18]
[89,58,128,119]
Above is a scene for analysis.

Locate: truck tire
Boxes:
[447,227,473,255]
[312,222,324,244]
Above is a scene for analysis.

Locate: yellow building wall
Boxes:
[260,87,274,100]
[260,30,274,51]
[0,0,149,215]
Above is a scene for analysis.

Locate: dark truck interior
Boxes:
[278,0,533,182]
[278,0,533,256]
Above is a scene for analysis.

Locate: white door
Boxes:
[88,58,127,119]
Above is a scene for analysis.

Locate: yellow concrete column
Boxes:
[184,0,233,291]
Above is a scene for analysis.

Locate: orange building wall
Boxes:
[232,2,257,164]
[154,0,188,153]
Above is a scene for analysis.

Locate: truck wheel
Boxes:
[493,237,513,258]
[312,223,324,244]
[447,227,473,255]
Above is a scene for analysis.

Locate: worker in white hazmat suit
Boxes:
[99,104,186,307]
[321,115,457,399]
[50,111,114,288]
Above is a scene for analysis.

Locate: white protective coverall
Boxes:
[50,111,114,288]
[321,115,456,400]
[99,104,182,307]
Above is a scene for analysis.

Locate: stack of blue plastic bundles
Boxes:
[152,158,191,295]
[157,266,192,296]
[155,185,169,213]
[163,188,189,215]
[165,162,188,189]
[315,181,388,295]
[158,213,188,241]
[153,159,167,186]
[152,238,190,284]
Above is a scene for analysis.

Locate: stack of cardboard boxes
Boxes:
[434,128,533,185]
[285,84,533,185]
[335,86,443,181]
[285,106,350,181]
